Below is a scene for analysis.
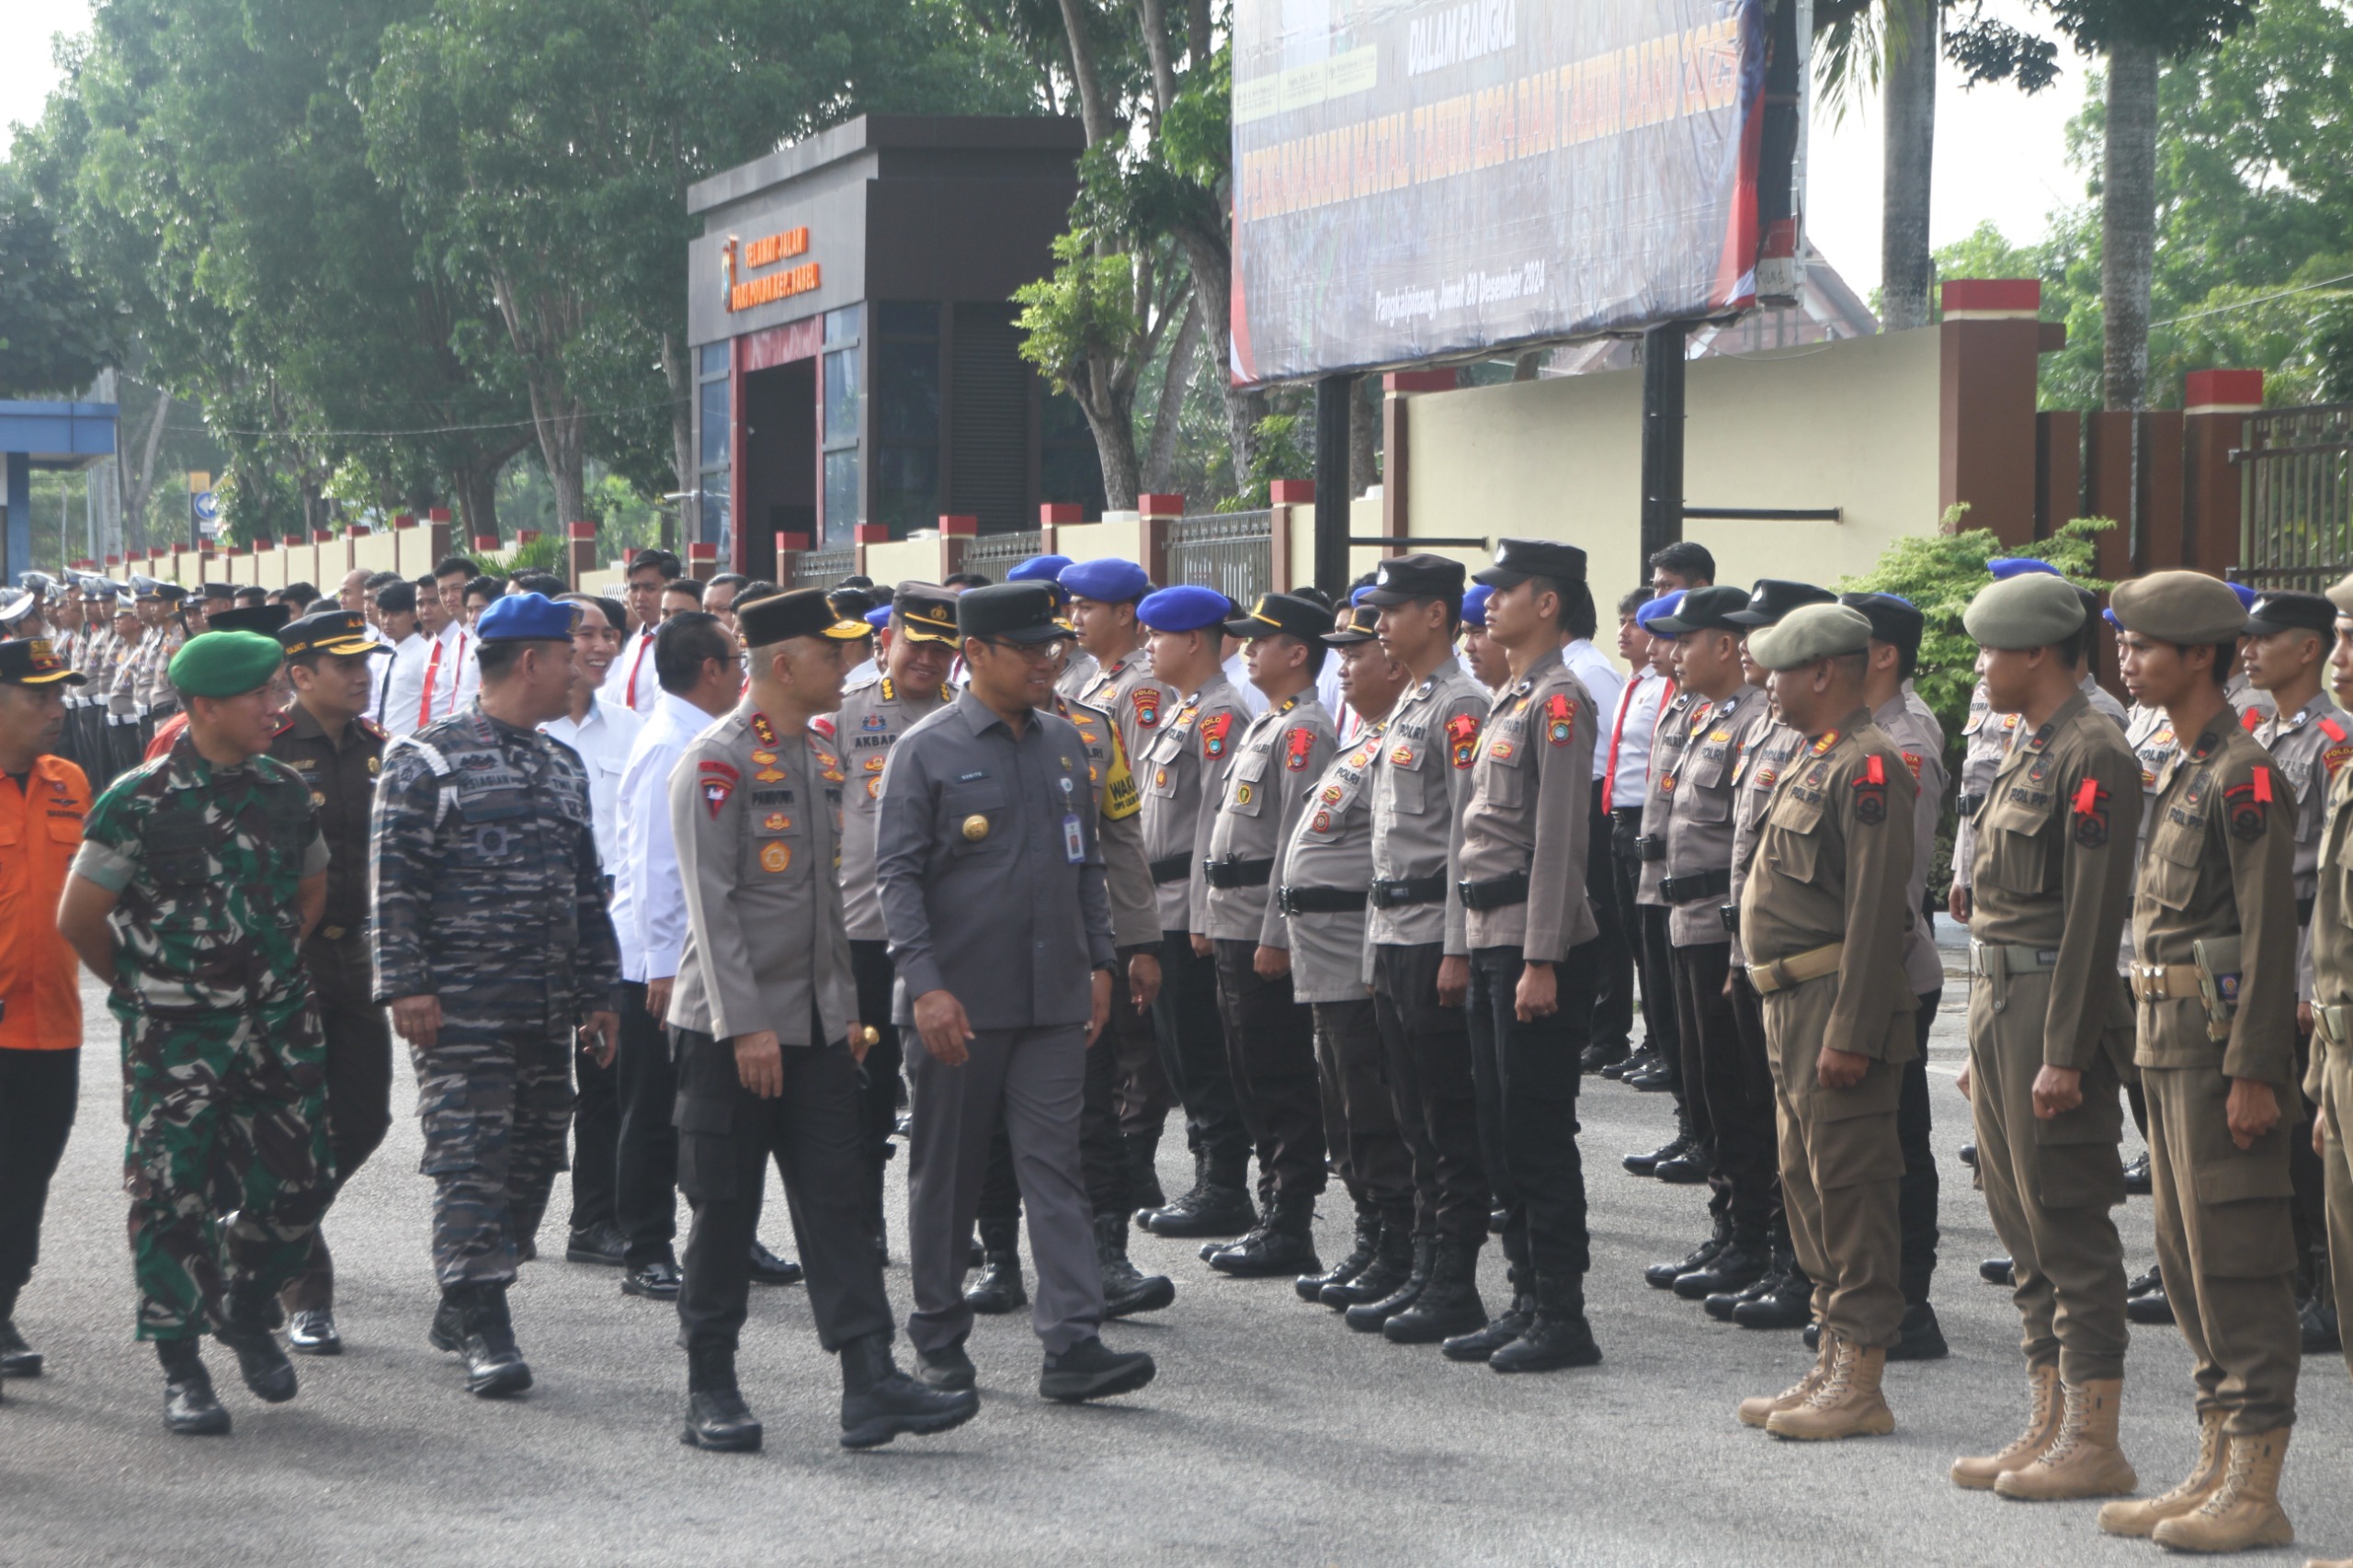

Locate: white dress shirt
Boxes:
[601,626,662,717]
[613,689,716,984]
[377,631,431,738]
[1606,665,1668,811]
[1562,638,1626,782]
[543,693,644,876]
[409,620,474,728]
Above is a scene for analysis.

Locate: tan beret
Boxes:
[1747,603,1873,671]
[2108,571,2245,644]
[1962,574,2086,651]
[2328,573,2353,616]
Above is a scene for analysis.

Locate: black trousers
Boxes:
[1674,939,1781,1235]
[1148,929,1250,1172]
[283,939,394,1312]
[1313,997,1415,1224]
[2290,1027,2327,1286]
[616,980,680,1267]
[1898,989,1941,1305]
[1466,943,1595,1279]
[0,1048,78,1318]
[976,996,1130,1246]
[1612,809,1681,1068]
[849,939,906,1232]
[671,1027,892,1355]
[1211,938,1328,1210]
[1586,791,1634,1053]
[1372,942,1490,1245]
[1724,965,1784,1236]
[569,1049,619,1233]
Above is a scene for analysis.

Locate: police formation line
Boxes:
[1,544,2350,1561]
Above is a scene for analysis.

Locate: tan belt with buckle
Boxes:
[2315,1003,2353,1051]
[1968,940,2059,981]
[1746,942,1845,995]
[2131,963,2204,1004]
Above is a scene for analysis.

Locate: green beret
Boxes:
[2328,573,2353,617]
[2109,571,2244,644]
[1746,603,1872,671]
[1962,574,2086,651]
[168,630,284,698]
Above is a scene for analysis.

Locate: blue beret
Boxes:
[1008,554,1074,584]
[2227,581,2259,611]
[1349,584,1376,606]
[1461,584,1494,628]
[863,603,892,631]
[1986,557,2062,581]
[1137,584,1233,634]
[475,592,576,642]
[2102,607,2121,630]
[1633,590,1686,631]
[1059,558,1151,603]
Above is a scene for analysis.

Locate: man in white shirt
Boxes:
[609,610,744,1301]
[1600,587,1675,1077]
[1561,583,1635,1074]
[601,548,681,718]
[374,581,433,738]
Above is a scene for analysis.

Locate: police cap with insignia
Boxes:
[199,581,237,603]
[1323,601,1381,646]
[0,592,37,627]
[892,583,961,645]
[2244,590,2336,638]
[279,608,387,659]
[209,604,293,637]
[0,638,85,687]
[738,586,870,646]
[956,581,1067,645]
[2109,571,2248,645]
[168,630,284,698]
[1651,584,1750,636]
[1962,574,2086,650]
[1136,583,1233,634]
[1060,558,1151,605]
[1746,603,1874,671]
[1725,578,1836,627]
[1225,591,1332,645]
[1461,584,1493,629]
[474,591,578,642]
[1473,537,1586,589]
[1358,551,1466,608]
[1838,591,1925,659]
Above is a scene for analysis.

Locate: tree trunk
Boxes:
[449,449,508,545]
[1880,0,1938,332]
[1348,376,1380,500]
[1186,0,1211,71]
[1133,0,1177,119]
[2101,40,2160,410]
[490,273,590,525]
[1056,0,1112,144]
[119,385,171,555]
[1172,227,1266,491]
[661,329,693,551]
[1079,366,1143,511]
[1141,293,1201,493]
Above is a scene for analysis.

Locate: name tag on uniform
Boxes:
[1061,775,1085,862]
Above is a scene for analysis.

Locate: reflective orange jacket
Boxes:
[0,755,88,1051]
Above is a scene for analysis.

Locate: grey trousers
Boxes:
[905,1023,1104,1356]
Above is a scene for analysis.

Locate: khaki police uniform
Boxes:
[1877,690,1949,1314]
[2308,749,2353,1386]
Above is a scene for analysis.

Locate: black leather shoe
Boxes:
[1209,1217,1320,1278]
[285,1309,342,1357]
[1325,1226,1414,1311]
[893,1111,914,1139]
[841,1334,978,1447]
[216,1293,297,1403]
[1344,1238,1432,1329]
[747,1240,803,1286]
[1382,1242,1487,1344]
[1628,1064,1676,1093]
[1653,1152,1708,1184]
[1706,1267,1779,1322]
[1958,1142,1977,1170]
[1580,1039,1630,1074]
[1674,1237,1769,1300]
[0,1319,42,1378]
[1442,1274,1531,1362]
[1142,1181,1256,1239]
[460,1285,532,1397]
[965,1251,1027,1313]
[1646,1231,1727,1290]
[564,1221,627,1266]
[1602,1048,1653,1083]
[2302,1295,2341,1355]
[1040,1335,1154,1402]
[2128,1264,2161,1298]
[1096,1215,1175,1317]
[1201,1221,1265,1263]
[1979,1256,2014,1287]
[1888,1301,1949,1361]
[1733,1268,1813,1330]
[2126,1277,2175,1325]
[2121,1151,2153,1196]
[622,1260,683,1300]
[158,1340,231,1436]
[1489,1277,1601,1373]
[914,1341,976,1392]
[682,1387,764,1451]
[1298,1212,1380,1302]
[1803,1319,1819,1351]
[1622,1133,1688,1176]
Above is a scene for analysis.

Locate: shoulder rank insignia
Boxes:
[1200,711,1233,760]
[1285,726,1315,770]
[358,716,387,741]
[1545,693,1576,746]
[810,715,835,739]
[1852,753,1887,826]
[1446,712,1480,768]
[1811,729,1841,756]
[2073,778,2110,847]
[750,712,779,746]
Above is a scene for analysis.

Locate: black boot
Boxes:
[428,1286,467,1352]
[2302,1293,2342,1355]
[1889,1300,1949,1361]
[1039,1335,1155,1402]
[1209,1197,1320,1278]
[1326,1221,1415,1311]
[0,1318,42,1378]
[460,1283,533,1397]
[1096,1213,1175,1316]
[840,1333,979,1448]
[1490,1274,1602,1372]
[964,1244,1028,1315]
[1645,1221,1729,1290]
[1344,1236,1433,1330]
[1141,1152,1256,1239]
[1708,1236,1792,1322]
[1674,1227,1770,1300]
[1138,1147,1209,1232]
[1298,1207,1381,1302]
[157,1338,230,1436]
[1979,1256,2015,1287]
[1382,1240,1488,1344]
[2120,1149,2152,1195]
[1442,1266,1531,1362]
[680,1344,762,1452]
[1622,1131,1688,1177]
[1125,1128,1165,1213]
[1733,1261,1813,1330]
[215,1288,298,1403]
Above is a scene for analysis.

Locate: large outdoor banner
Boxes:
[1231,0,1768,383]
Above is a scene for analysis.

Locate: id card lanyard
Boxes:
[1060,774,1086,863]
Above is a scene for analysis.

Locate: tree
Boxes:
[0,160,114,397]
[1014,222,1188,507]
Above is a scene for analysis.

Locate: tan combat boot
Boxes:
[2098,1408,2225,1537]
[1737,1329,1832,1429]
[1995,1378,2137,1500]
[1767,1332,1895,1440]
[1951,1362,2060,1490]
[2302,1557,2353,1567]
[2152,1428,2294,1552]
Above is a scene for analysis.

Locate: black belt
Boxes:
[1202,858,1275,890]
[2300,894,2317,927]
[1958,791,1985,817]
[1609,806,1645,822]
[1148,854,1191,883]
[1459,871,1530,912]
[1721,904,1740,937]
[1280,885,1366,915]
[1661,868,1731,906]
[1635,834,1666,862]
[1369,875,1446,910]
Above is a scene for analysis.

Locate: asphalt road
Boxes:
[6,941,2351,1568]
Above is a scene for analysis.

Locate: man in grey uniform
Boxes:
[877,583,1154,1403]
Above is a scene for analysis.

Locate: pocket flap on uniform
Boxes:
[1233,749,1270,783]
[2199,1141,2297,1204]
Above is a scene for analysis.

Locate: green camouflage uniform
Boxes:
[72,732,332,1342]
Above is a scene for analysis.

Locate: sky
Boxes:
[1,0,2089,298]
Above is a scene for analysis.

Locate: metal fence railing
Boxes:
[958,529,1041,584]
[1164,511,1272,606]
[785,545,857,590]
[2238,404,2353,593]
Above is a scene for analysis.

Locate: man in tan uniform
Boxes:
[2099,571,2301,1552]
[1733,604,1917,1441]
[1946,573,2142,1501]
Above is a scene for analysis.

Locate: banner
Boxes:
[1231,0,1768,383]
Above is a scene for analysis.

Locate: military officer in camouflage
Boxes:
[59,630,332,1436]
[370,593,620,1400]
[1733,603,1918,1442]
[2100,571,2303,1553]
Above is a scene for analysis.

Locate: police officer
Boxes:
[1287,603,1417,1307]
[2306,574,2353,1568]
[1429,540,1602,1370]
[371,593,621,1399]
[59,630,332,1436]
[665,586,977,1453]
[102,592,147,781]
[876,582,1154,1403]
[1132,586,1256,1240]
[1946,573,2143,1501]
[267,611,394,1356]
[1733,603,1917,1442]
[2099,571,2302,1552]
[1619,590,1691,1123]
[1197,592,1339,1277]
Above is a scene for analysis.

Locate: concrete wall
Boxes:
[149,524,449,595]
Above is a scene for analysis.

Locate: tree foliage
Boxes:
[0,159,115,398]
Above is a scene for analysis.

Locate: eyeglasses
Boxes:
[980,637,1069,663]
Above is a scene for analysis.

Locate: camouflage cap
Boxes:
[1745,603,1873,671]
[1962,574,2086,651]
[168,630,284,698]
[2109,570,2245,644]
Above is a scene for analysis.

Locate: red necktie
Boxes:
[1601,676,1642,812]
[624,631,651,708]
[419,637,445,728]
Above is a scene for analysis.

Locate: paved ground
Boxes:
[6,937,2351,1568]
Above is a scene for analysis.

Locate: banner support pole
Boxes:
[1314,374,1355,595]
[1640,322,1693,567]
